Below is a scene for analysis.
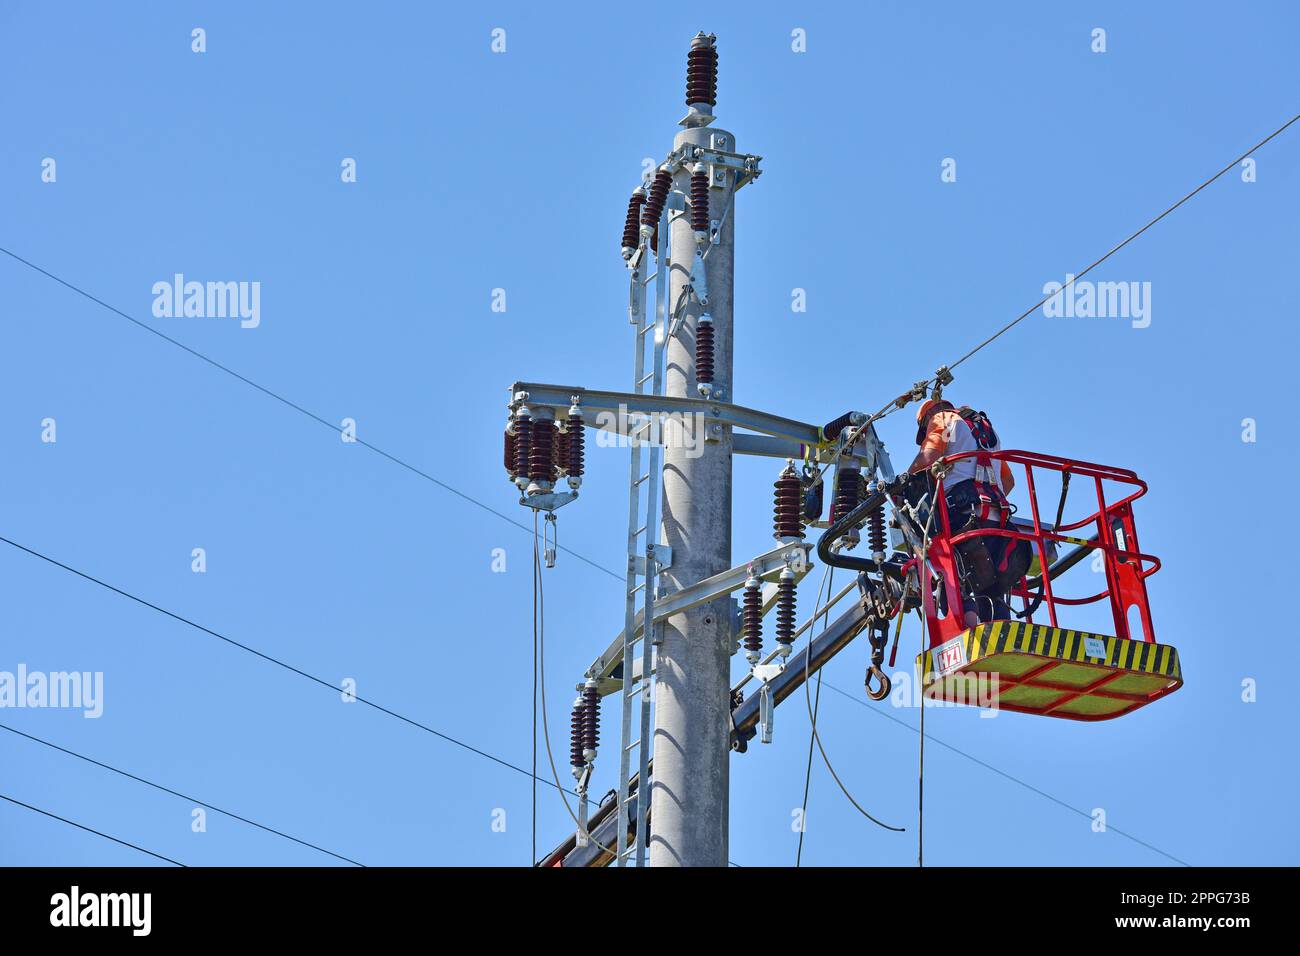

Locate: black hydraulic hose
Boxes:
[817,490,891,574]
[1015,577,1045,620]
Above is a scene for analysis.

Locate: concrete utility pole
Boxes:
[516,32,777,869]
[650,120,736,868]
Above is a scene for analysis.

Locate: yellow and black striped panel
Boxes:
[919,621,1181,684]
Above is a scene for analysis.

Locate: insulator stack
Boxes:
[570,696,585,772]
[642,168,672,230]
[695,316,715,385]
[622,187,646,259]
[553,422,569,477]
[775,571,796,648]
[566,409,585,481]
[504,426,518,482]
[866,493,887,557]
[513,412,533,485]
[821,411,860,443]
[690,167,710,235]
[742,576,762,661]
[773,462,805,540]
[528,417,555,484]
[685,33,718,108]
[581,681,600,759]
[830,465,861,524]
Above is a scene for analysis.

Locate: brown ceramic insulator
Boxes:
[690,167,710,233]
[775,576,796,646]
[514,415,532,480]
[742,580,762,656]
[695,318,714,385]
[528,418,554,483]
[581,684,600,754]
[621,189,646,256]
[566,413,584,477]
[570,701,585,770]
[821,411,856,442]
[829,466,861,524]
[642,168,672,228]
[504,427,517,481]
[773,463,805,540]
[685,37,718,107]
[867,502,887,555]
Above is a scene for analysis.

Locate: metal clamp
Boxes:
[690,253,710,306]
[543,513,558,568]
[752,663,784,743]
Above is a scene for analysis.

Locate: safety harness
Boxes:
[955,407,1011,527]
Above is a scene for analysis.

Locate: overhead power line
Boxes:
[820,681,1191,867]
[779,110,1300,547]
[2,520,1188,867]
[0,245,620,583]
[8,111,1295,591]
[830,111,1300,458]
[0,532,576,799]
[0,792,185,866]
[944,111,1300,376]
[4,116,1295,593]
[7,110,1281,868]
[0,722,363,866]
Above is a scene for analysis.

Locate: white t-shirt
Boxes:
[931,410,1005,492]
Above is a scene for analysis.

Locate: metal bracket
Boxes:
[586,540,813,691]
[511,382,824,451]
[753,663,784,683]
[509,382,896,477]
[709,131,731,188]
[627,261,645,324]
[666,142,763,191]
[633,544,673,576]
[756,680,776,744]
[575,765,592,848]
[520,491,578,513]
[679,101,715,128]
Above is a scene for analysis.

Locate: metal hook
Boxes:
[866,624,891,700]
[865,664,891,701]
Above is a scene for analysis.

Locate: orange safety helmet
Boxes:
[914,398,953,444]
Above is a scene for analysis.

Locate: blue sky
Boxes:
[1,0,1296,867]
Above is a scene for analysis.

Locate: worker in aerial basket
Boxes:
[906,398,1031,627]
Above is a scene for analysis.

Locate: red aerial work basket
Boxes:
[914,450,1182,721]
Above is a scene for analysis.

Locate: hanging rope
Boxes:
[532,513,618,862]
[917,488,939,867]
[532,512,539,865]
[796,566,833,866]
[801,570,905,834]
